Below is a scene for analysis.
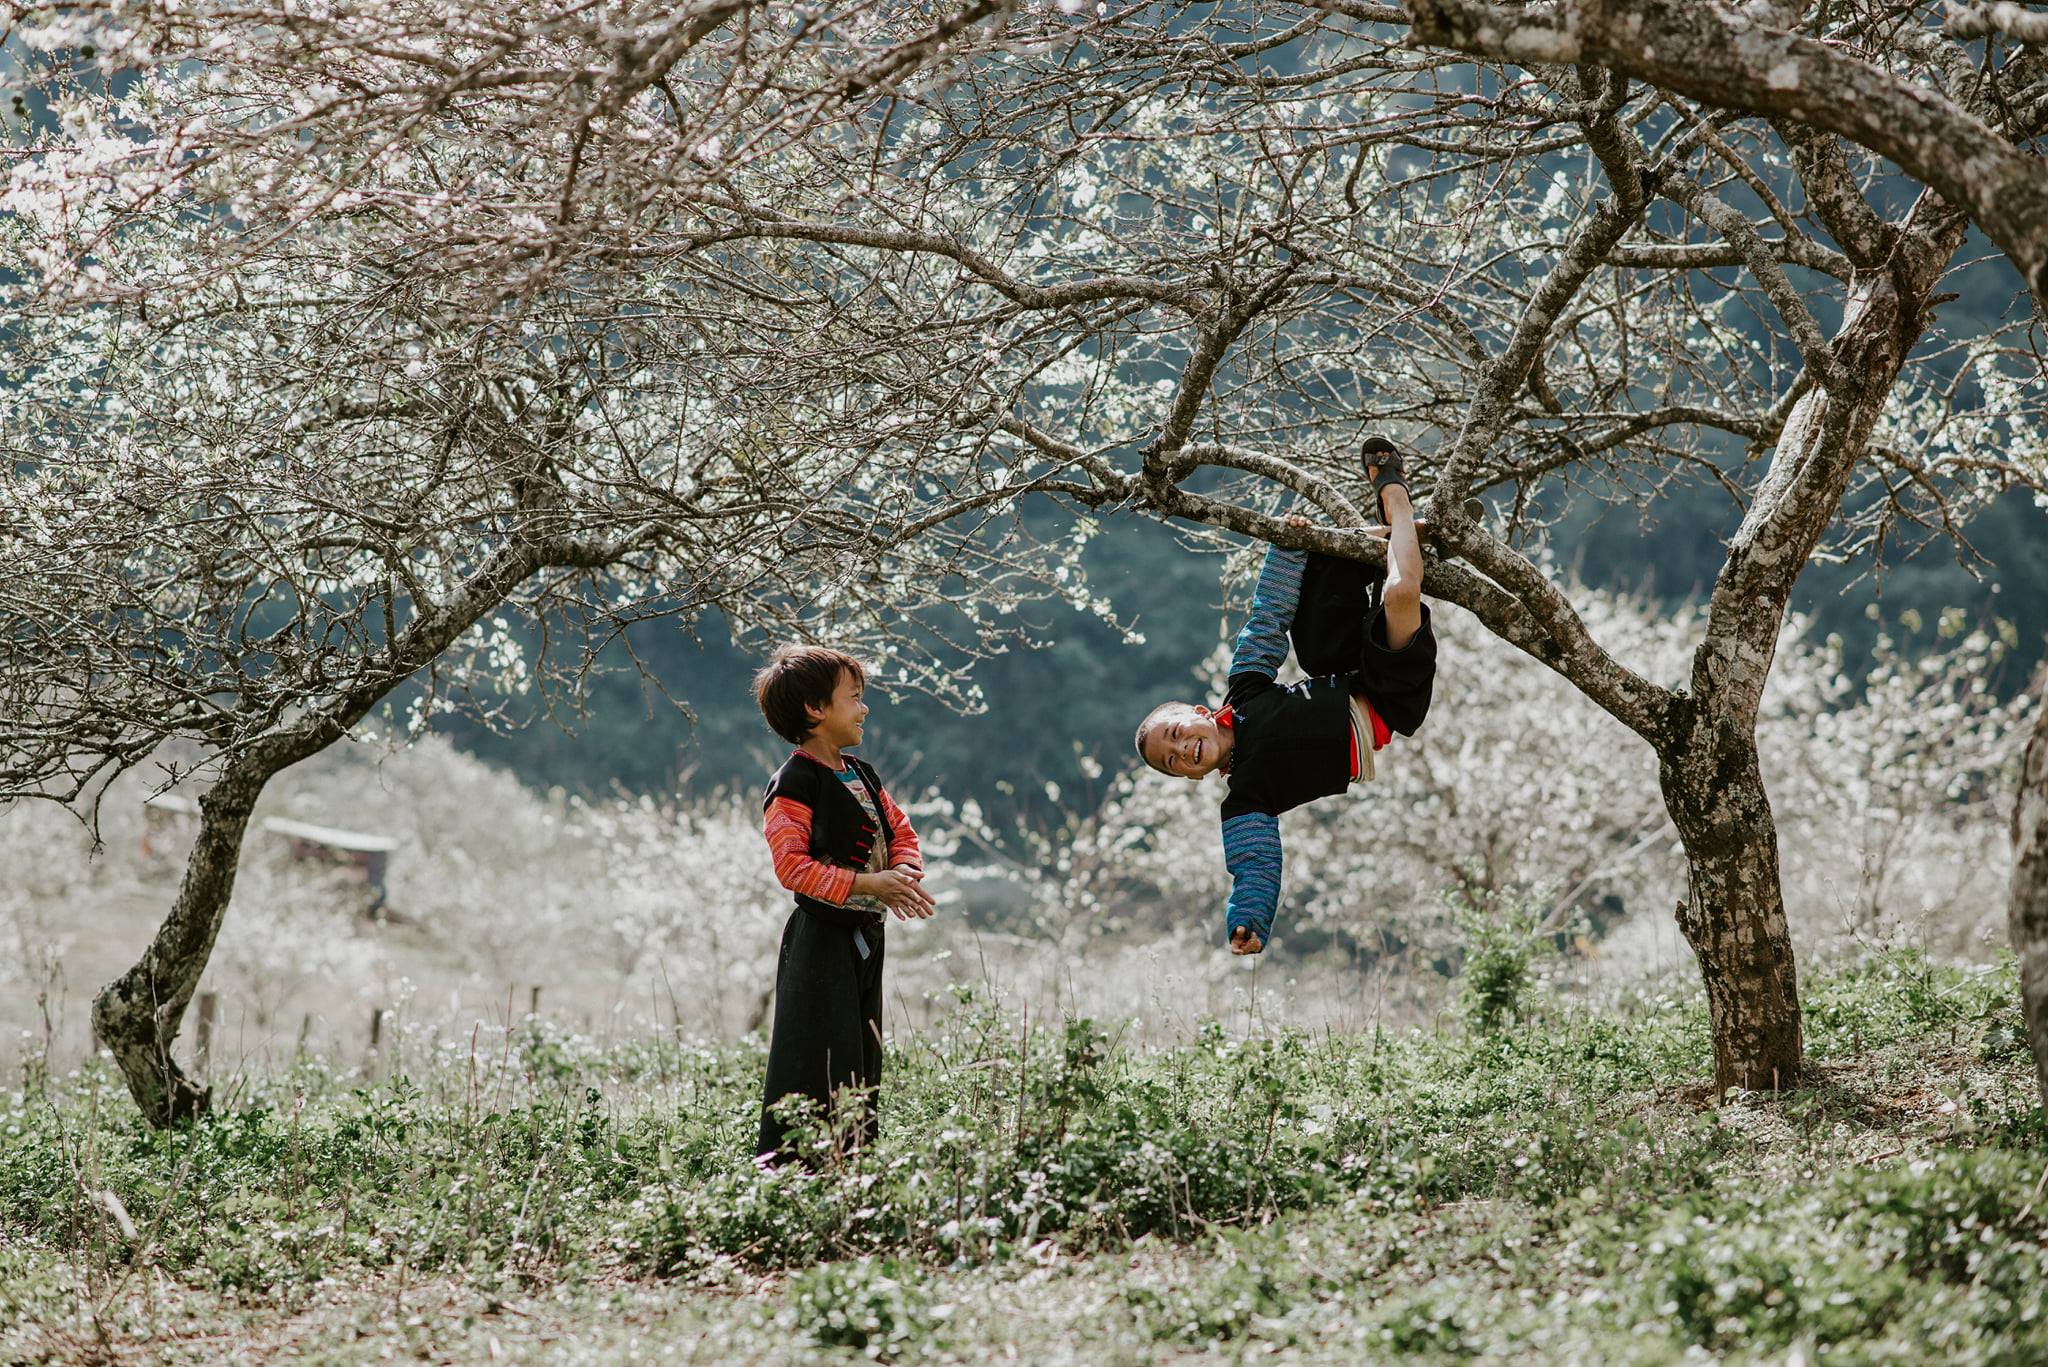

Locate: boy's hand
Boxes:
[1288,512,1433,542]
[1229,926,1265,956]
[857,866,937,919]
[1363,518,1429,542]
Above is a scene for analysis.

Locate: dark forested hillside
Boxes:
[1569,487,2047,664]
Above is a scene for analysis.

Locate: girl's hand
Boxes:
[856,866,936,919]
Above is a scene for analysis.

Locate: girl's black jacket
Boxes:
[762,751,893,930]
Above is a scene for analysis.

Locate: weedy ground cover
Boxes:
[2,951,2041,1364]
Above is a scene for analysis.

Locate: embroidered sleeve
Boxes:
[1229,544,1306,680]
[876,785,923,872]
[764,796,857,904]
[1220,810,1283,945]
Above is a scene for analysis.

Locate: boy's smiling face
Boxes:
[804,667,868,751]
[1142,703,1225,779]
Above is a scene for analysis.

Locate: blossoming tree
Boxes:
[1,0,1062,1126]
[706,2,2046,1090]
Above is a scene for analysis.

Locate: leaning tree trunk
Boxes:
[2011,676,2048,1113]
[86,539,560,1127]
[91,766,270,1126]
[1659,717,1804,1092]
[1641,203,1968,1094]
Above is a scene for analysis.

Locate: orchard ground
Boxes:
[3,953,2041,1365]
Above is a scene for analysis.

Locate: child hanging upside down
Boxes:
[1133,436,1438,955]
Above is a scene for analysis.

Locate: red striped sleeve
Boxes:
[876,785,922,871]
[763,797,856,904]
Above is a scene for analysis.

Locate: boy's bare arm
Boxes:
[1367,459,1425,651]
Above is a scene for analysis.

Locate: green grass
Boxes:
[2,953,2043,1364]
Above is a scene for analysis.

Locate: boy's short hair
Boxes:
[1133,701,1185,773]
[754,644,865,745]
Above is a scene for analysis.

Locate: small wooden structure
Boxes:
[139,793,200,860]
[260,817,399,911]
[142,794,398,913]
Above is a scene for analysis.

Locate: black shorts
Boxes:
[1289,551,1436,736]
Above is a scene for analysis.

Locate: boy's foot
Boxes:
[1363,434,1489,533]
[1359,435,1408,522]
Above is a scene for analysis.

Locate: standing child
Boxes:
[753,644,936,1163]
[1132,436,1439,955]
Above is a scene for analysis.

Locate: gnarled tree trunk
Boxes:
[1644,205,1969,1094]
[91,768,267,1126]
[1661,721,1803,1091]
[2011,677,2048,1113]
[87,538,564,1126]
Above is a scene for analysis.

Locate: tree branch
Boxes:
[1949,2,2048,51]
[1402,0,2048,302]
[1774,120,1893,269]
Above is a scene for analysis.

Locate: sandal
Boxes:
[1361,434,1489,529]
[1359,434,1408,518]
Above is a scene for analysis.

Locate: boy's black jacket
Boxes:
[1218,672,1354,822]
[763,750,890,930]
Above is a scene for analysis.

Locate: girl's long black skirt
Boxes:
[755,909,885,1163]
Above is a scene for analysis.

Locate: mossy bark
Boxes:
[1661,730,1803,1092]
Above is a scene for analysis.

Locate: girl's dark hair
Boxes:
[753,644,864,744]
